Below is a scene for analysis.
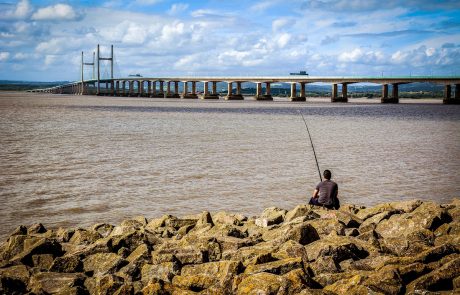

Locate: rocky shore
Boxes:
[1,199,459,294]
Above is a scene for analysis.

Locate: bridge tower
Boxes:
[81,51,95,95]
[96,44,114,95]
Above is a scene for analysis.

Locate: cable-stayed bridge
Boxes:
[32,45,460,104]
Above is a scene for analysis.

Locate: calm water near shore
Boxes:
[0,92,459,239]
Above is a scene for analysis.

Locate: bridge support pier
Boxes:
[382,83,399,103]
[225,81,244,100]
[152,81,163,97]
[290,83,306,101]
[129,81,134,96]
[443,84,459,104]
[181,81,197,98]
[202,81,219,99]
[255,82,273,100]
[332,83,348,102]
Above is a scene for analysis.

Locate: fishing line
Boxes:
[298,110,322,182]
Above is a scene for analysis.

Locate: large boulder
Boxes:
[83,252,126,276]
[236,272,288,295]
[255,207,287,227]
[262,221,320,246]
[305,235,371,263]
[9,238,63,266]
[0,265,30,294]
[406,257,460,293]
[172,260,243,292]
[69,228,102,245]
[213,211,247,226]
[141,261,181,283]
[244,257,304,275]
[28,272,86,294]
[284,205,320,223]
[49,254,83,273]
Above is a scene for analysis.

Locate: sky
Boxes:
[0,0,459,81]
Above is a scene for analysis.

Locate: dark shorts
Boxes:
[309,197,335,209]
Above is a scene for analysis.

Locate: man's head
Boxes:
[323,169,332,180]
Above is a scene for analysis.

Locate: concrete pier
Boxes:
[181,81,198,99]
[202,81,219,99]
[290,83,306,101]
[225,81,244,100]
[255,82,273,100]
[443,84,459,104]
[332,83,348,102]
[382,83,399,103]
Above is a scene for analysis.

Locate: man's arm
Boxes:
[312,189,319,199]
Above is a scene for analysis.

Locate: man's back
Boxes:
[316,179,338,206]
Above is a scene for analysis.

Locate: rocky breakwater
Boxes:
[1,198,459,294]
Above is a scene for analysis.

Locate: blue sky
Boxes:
[0,0,459,81]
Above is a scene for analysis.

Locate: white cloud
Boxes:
[0,52,10,62]
[338,48,385,64]
[272,18,294,32]
[275,33,291,49]
[0,0,32,20]
[32,4,82,21]
[168,3,189,15]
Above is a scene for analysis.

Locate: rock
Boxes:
[28,272,86,294]
[359,211,393,233]
[255,207,287,227]
[95,274,125,295]
[121,216,147,227]
[145,215,170,232]
[309,256,340,275]
[333,210,362,228]
[389,199,423,213]
[244,257,303,275]
[281,268,317,293]
[164,217,197,230]
[141,262,181,283]
[376,202,450,240]
[356,229,380,249]
[323,274,369,294]
[0,265,30,294]
[69,228,102,245]
[284,205,320,223]
[364,266,404,294]
[49,254,83,273]
[344,228,359,237]
[126,243,150,264]
[10,225,27,236]
[55,227,75,243]
[92,223,114,238]
[262,222,320,246]
[172,260,243,292]
[31,253,54,270]
[195,211,214,229]
[213,211,246,226]
[379,228,434,256]
[9,238,63,266]
[406,257,460,293]
[0,235,28,262]
[237,272,288,295]
[27,223,47,235]
[305,235,370,263]
[273,240,309,264]
[152,242,208,265]
[306,218,346,237]
[110,230,146,252]
[83,252,126,276]
[412,243,458,264]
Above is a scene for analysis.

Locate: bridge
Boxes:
[32,45,460,104]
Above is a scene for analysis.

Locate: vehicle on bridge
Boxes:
[290,71,309,76]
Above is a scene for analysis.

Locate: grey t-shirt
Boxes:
[316,180,338,205]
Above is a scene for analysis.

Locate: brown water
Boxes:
[1,92,459,239]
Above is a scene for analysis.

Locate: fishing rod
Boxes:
[298,110,323,182]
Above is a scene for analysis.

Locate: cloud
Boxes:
[338,48,385,64]
[272,18,295,32]
[31,4,82,21]
[168,3,189,15]
[0,52,10,62]
[0,0,32,20]
[135,0,163,5]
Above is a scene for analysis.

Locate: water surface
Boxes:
[0,92,459,239]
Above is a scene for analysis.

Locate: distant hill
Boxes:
[0,80,70,91]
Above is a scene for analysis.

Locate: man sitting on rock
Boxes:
[309,169,339,209]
